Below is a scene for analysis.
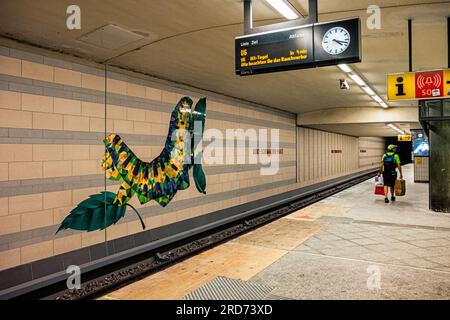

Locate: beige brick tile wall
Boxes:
[22,60,53,82]
[126,83,146,98]
[53,205,75,225]
[43,160,72,178]
[63,145,90,160]
[82,101,104,118]
[0,109,32,128]
[0,49,298,270]
[0,197,8,216]
[89,117,106,132]
[81,231,106,248]
[0,248,21,270]
[106,104,126,119]
[54,97,81,115]
[54,67,82,87]
[54,234,82,255]
[1,144,32,162]
[107,78,127,95]
[33,112,63,130]
[0,90,21,110]
[21,209,54,231]
[82,73,105,91]
[106,223,128,241]
[113,119,134,133]
[22,93,53,113]
[43,190,72,210]
[33,144,63,161]
[9,161,42,180]
[145,87,162,101]
[0,55,21,77]
[21,240,54,264]
[0,215,21,235]
[64,115,90,131]
[72,159,99,175]
[9,193,43,215]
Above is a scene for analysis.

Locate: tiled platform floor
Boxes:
[101,164,450,300]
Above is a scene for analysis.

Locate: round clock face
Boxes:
[322,27,351,55]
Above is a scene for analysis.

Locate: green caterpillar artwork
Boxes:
[57,97,207,233]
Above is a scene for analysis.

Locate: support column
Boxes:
[429,120,450,212]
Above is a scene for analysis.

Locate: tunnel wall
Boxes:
[358,137,386,169]
[297,128,385,184]
[0,45,297,273]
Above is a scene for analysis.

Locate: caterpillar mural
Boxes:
[56,97,207,233]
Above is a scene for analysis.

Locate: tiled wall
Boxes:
[297,128,384,184]
[358,137,386,169]
[0,46,297,272]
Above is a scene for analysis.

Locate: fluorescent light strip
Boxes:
[362,86,375,96]
[337,65,389,108]
[372,95,383,103]
[338,64,352,73]
[349,74,366,86]
[387,124,404,135]
[265,0,299,20]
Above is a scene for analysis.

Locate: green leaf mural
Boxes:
[56,192,145,233]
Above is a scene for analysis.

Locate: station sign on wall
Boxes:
[235,18,361,76]
[398,134,412,142]
[387,69,450,101]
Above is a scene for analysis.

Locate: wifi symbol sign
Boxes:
[415,71,444,99]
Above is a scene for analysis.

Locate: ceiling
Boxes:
[306,122,422,137]
[0,0,448,123]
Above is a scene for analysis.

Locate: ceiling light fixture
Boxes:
[265,0,299,20]
[338,64,352,73]
[372,95,383,103]
[387,124,405,135]
[362,86,375,96]
[337,65,390,109]
[349,74,366,86]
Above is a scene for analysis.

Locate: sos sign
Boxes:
[387,69,450,101]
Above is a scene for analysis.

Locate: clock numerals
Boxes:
[321,27,351,55]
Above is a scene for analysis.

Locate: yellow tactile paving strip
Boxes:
[98,242,287,300]
[99,217,326,300]
[286,203,351,221]
[234,219,325,251]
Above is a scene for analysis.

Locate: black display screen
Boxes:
[235,24,314,76]
[235,18,361,76]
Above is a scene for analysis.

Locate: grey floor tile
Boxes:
[251,251,450,300]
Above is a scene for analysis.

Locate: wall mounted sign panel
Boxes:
[412,130,429,157]
[235,24,314,76]
[398,134,412,142]
[387,69,450,101]
[235,18,361,76]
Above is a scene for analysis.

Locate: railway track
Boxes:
[12,170,376,300]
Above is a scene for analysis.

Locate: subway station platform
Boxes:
[100,164,450,300]
[1,0,450,303]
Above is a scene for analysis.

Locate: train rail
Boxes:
[10,169,377,300]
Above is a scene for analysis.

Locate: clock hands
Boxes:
[332,39,349,46]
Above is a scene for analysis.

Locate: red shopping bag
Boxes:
[374,184,385,196]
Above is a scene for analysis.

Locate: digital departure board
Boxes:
[235,18,361,76]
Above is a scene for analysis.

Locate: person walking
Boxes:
[377,144,403,203]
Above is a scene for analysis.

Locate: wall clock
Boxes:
[321,26,350,55]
